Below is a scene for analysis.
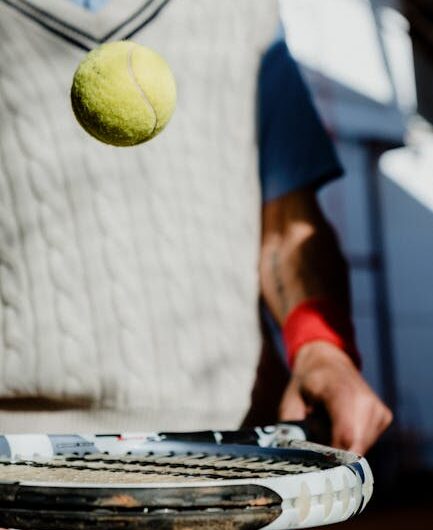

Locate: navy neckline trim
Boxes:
[2,0,172,50]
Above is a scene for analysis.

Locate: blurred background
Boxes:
[279,0,433,527]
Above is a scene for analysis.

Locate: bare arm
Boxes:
[261,187,351,321]
[260,187,392,454]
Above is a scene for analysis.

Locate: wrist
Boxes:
[282,298,362,370]
[294,340,357,373]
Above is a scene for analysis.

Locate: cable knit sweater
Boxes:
[0,0,278,433]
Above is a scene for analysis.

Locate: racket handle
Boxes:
[159,423,307,447]
[290,407,332,446]
[158,418,330,448]
[159,409,331,448]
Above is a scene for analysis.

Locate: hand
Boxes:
[279,341,393,455]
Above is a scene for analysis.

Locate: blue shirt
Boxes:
[68,0,108,10]
[258,38,344,363]
[259,38,343,202]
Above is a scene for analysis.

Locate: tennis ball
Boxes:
[71,41,177,147]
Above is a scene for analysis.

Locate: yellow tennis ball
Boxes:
[71,41,177,147]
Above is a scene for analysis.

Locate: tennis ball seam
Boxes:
[126,44,158,138]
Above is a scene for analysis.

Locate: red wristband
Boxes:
[282,298,361,369]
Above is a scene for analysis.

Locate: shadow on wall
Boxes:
[297,33,433,482]
[379,147,433,465]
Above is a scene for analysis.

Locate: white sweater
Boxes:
[0,0,278,433]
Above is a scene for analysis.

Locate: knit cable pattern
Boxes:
[0,0,278,429]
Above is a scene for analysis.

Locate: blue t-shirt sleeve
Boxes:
[259,39,344,202]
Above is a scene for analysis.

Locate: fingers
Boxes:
[289,342,394,455]
[278,381,308,422]
[347,403,393,454]
[330,395,393,455]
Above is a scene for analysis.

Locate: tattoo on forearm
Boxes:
[271,250,290,317]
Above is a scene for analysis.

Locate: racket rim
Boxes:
[0,458,373,529]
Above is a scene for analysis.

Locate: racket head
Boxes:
[0,430,373,530]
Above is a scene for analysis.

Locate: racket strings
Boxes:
[73,452,324,476]
[0,452,327,483]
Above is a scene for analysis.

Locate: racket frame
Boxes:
[0,429,374,529]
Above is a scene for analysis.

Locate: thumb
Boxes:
[279,383,308,422]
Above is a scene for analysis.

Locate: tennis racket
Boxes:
[0,423,373,530]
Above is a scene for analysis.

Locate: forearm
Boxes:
[260,187,351,326]
[260,188,392,453]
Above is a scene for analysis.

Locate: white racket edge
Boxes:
[6,462,373,529]
[0,432,373,529]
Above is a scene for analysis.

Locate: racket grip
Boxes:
[159,410,332,448]
[159,424,307,447]
[159,420,329,449]
[285,408,332,446]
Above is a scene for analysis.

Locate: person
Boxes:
[0,0,391,454]
[241,36,392,454]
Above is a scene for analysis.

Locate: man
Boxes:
[243,36,392,454]
[0,0,390,454]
